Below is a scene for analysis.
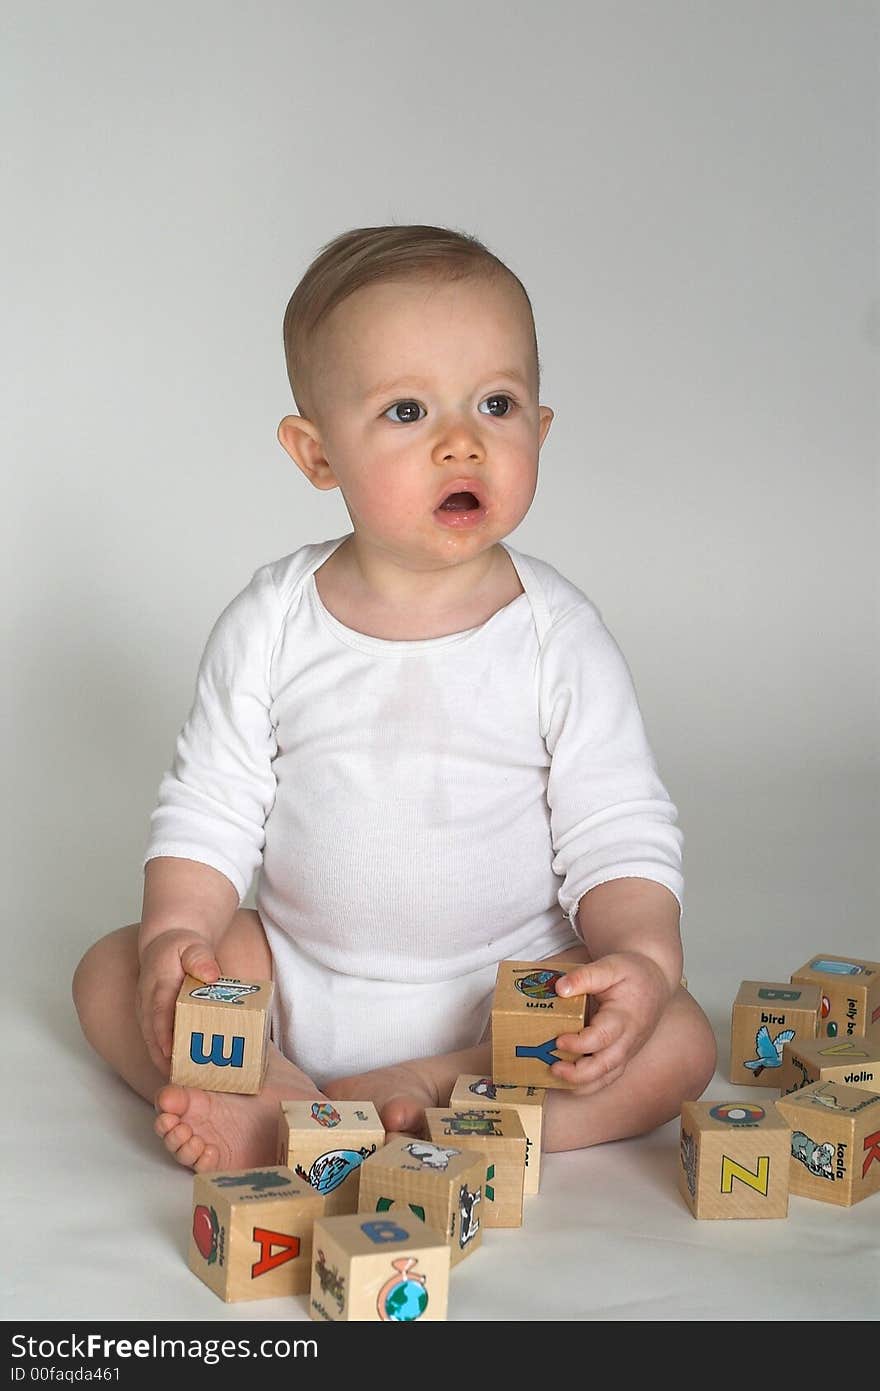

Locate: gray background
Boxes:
[3,0,878,1322]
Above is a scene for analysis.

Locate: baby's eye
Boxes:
[382,393,516,424]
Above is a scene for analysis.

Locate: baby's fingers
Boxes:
[555,956,625,1001]
[138,975,181,1069]
[555,1008,626,1059]
[179,943,221,984]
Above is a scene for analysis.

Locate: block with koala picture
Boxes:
[356,1134,484,1267]
[170,975,274,1094]
[775,1080,880,1207]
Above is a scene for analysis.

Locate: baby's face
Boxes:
[278,275,553,575]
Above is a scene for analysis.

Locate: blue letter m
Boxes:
[190,1032,245,1068]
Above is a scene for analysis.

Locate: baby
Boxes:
[73,223,717,1174]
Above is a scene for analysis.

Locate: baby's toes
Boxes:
[173,1133,207,1169]
[154,1112,180,1139]
[194,1143,220,1174]
[161,1120,194,1156]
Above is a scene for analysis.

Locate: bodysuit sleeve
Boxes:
[141,565,282,905]
[538,601,684,934]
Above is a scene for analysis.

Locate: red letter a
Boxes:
[251,1227,301,1277]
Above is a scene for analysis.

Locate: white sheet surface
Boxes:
[7,812,880,1325]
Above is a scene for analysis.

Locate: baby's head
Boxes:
[277,224,554,572]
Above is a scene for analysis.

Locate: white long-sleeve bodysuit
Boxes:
[143,533,683,1088]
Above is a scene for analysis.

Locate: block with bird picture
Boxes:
[729,980,821,1087]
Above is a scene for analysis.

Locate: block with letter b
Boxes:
[309,1213,450,1322]
[170,974,274,1094]
[678,1099,791,1219]
[188,1166,324,1301]
[490,959,588,1089]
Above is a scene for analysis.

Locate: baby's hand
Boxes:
[549,952,673,1094]
[136,929,222,1075]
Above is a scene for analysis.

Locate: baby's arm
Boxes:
[137,856,239,1074]
[550,876,683,1093]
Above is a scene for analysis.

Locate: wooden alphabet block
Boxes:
[729,980,821,1087]
[309,1212,450,1322]
[777,1035,880,1097]
[678,1100,791,1219]
[490,959,588,1089]
[424,1105,526,1227]
[450,1073,547,1195]
[188,1166,324,1301]
[790,954,880,1042]
[276,1100,385,1215]
[356,1133,484,1268]
[775,1080,880,1207]
[170,974,274,1094]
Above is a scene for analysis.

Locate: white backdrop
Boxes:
[3,0,878,1323]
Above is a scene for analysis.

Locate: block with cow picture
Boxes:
[357,1134,485,1267]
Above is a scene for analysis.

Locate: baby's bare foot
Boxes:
[324,1061,441,1138]
[153,1047,325,1173]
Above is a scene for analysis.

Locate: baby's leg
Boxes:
[324,946,717,1147]
[541,983,717,1151]
[72,912,326,1172]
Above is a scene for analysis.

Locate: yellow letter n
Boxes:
[720,1154,770,1195]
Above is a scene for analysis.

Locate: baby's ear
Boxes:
[276,415,338,491]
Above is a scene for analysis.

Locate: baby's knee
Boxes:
[674,990,718,1100]
[72,923,139,1027]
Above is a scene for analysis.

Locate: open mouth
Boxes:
[437,491,481,511]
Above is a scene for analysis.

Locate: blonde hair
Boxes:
[282,223,541,421]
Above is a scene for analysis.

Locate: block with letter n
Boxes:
[678,1099,792,1219]
[170,974,274,1094]
[188,1166,324,1301]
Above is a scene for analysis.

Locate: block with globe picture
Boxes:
[491,959,588,1089]
[678,1100,792,1219]
[277,1100,385,1216]
[775,1080,880,1207]
[309,1213,450,1322]
[729,980,821,1087]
